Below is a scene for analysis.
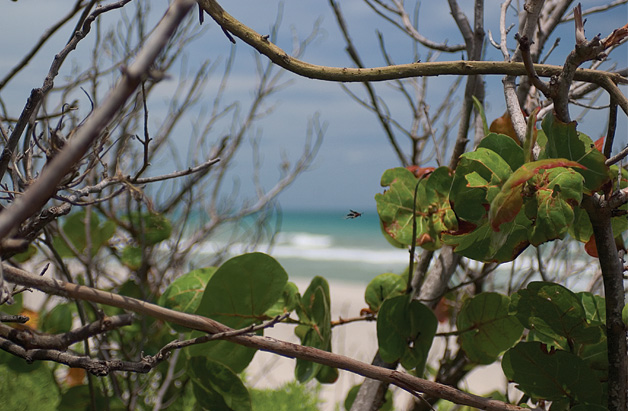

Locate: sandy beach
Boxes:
[246,278,509,410]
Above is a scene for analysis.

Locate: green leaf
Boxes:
[12,243,37,263]
[40,303,74,334]
[123,212,172,245]
[344,384,393,411]
[364,273,406,312]
[159,267,216,332]
[53,211,115,258]
[190,253,288,372]
[577,292,605,325]
[120,245,142,270]
[0,363,60,410]
[377,295,437,372]
[471,96,489,136]
[188,357,252,411]
[457,293,524,364]
[442,211,531,263]
[502,341,603,405]
[489,160,584,232]
[477,133,524,172]
[540,113,610,193]
[265,281,301,317]
[375,167,456,250]
[450,148,513,223]
[295,276,333,383]
[58,386,125,411]
[510,282,603,349]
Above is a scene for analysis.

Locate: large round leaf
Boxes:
[190,253,288,372]
[457,292,523,364]
[502,342,603,405]
[188,356,251,411]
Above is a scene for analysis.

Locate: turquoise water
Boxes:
[187,209,409,285]
[270,210,409,284]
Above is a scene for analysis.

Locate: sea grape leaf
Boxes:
[0,363,60,410]
[471,96,490,136]
[442,211,531,263]
[120,246,142,270]
[295,276,333,383]
[265,281,301,317]
[502,341,603,405]
[344,384,394,411]
[377,294,437,373]
[457,292,524,364]
[477,133,524,172]
[540,113,610,193]
[123,212,172,245]
[40,303,74,334]
[375,167,456,250]
[449,148,513,223]
[489,160,584,232]
[159,267,216,332]
[190,253,288,372]
[53,211,115,258]
[12,243,37,263]
[364,273,406,312]
[577,292,605,325]
[510,282,603,349]
[526,167,584,245]
[188,356,252,411]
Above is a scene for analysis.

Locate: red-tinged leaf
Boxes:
[406,165,435,179]
[489,159,584,232]
[584,235,598,257]
[490,185,524,232]
[504,159,586,192]
[489,111,523,146]
[593,136,605,153]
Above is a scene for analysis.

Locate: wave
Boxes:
[185,231,408,265]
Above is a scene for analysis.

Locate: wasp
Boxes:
[345,210,363,219]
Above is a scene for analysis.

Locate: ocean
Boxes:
[188,209,409,285]
[269,209,409,284]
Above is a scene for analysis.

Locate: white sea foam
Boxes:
[183,230,408,265]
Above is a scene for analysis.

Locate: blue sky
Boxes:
[1,1,626,213]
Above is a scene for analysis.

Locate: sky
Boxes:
[0,0,626,213]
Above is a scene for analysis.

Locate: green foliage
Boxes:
[188,356,252,411]
[457,292,523,364]
[0,363,60,410]
[364,272,406,312]
[376,294,437,373]
[502,282,609,407]
[510,282,603,350]
[265,281,301,317]
[250,381,321,411]
[188,253,288,373]
[40,303,74,334]
[344,384,393,410]
[53,210,115,258]
[376,112,613,263]
[123,212,172,245]
[159,267,217,332]
[294,276,336,383]
[502,342,604,406]
[375,166,457,250]
[58,386,125,410]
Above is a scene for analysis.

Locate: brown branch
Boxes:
[197,0,627,116]
[582,195,628,410]
[2,264,525,411]
[0,335,151,375]
[0,314,134,350]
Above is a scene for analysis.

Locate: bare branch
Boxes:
[2,264,527,411]
[0,0,197,241]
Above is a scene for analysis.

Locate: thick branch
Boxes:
[197,0,627,115]
[2,264,525,411]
